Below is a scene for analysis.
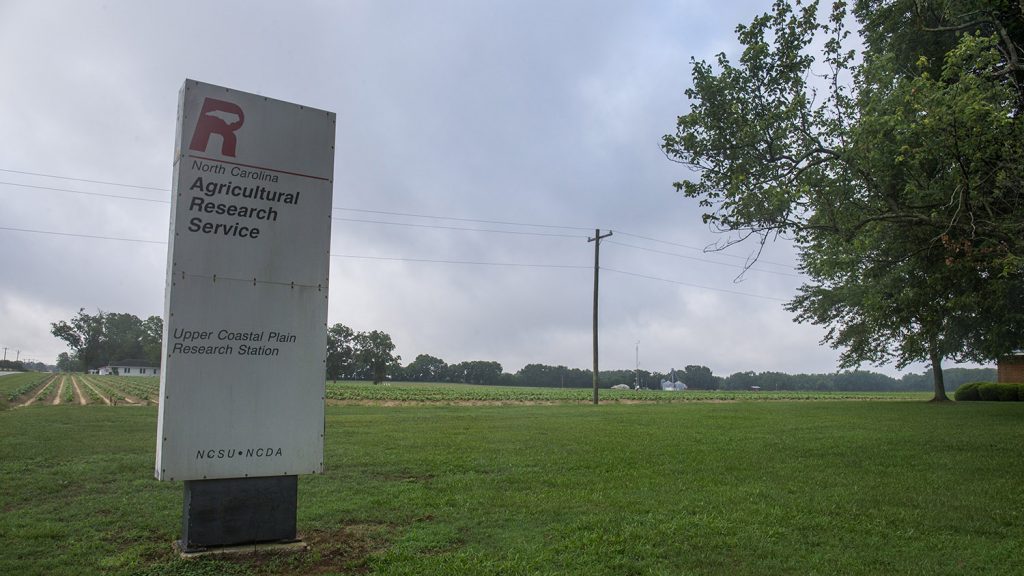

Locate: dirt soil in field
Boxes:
[71,375,87,405]
[17,375,55,407]
[119,394,144,405]
[51,376,67,405]
[79,377,112,405]
[15,374,153,408]
[86,376,148,406]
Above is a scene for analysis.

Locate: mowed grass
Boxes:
[1,401,1022,575]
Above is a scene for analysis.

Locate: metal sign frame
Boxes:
[156,79,335,481]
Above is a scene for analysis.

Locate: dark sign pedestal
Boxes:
[180,476,298,553]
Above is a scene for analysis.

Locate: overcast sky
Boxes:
[0,1,989,377]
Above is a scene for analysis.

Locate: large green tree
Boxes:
[447,360,505,385]
[103,312,146,362]
[140,316,163,366]
[404,354,449,382]
[51,309,107,371]
[678,365,720,390]
[354,330,400,384]
[663,0,1024,400]
[325,323,356,381]
[51,309,163,370]
[56,352,80,373]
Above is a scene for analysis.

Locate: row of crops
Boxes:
[4,373,930,409]
[324,381,931,403]
[1,372,56,403]
[106,376,161,402]
[1,373,162,407]
[79,375,160,404]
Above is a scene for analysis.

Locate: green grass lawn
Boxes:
[1,401,1022,575]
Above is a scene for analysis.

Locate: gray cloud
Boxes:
[0,1,972,377]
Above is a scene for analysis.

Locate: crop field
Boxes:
[2,399,1022,575]
[325,380,931,403]
[3,373,160,408]
[0,372,56,408]
[4,374,931,409]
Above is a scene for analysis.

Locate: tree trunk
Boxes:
[928,346,950,402]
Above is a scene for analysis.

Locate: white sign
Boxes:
[155,79,335,481]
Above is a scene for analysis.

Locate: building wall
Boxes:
[98,366,160,376]
[997,356,1024,383]
[118,366,159,376]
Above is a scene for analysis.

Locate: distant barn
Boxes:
[97,359,160,376]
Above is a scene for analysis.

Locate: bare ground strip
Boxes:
[88,376,143,405]
[18,375,58,407]
[71,375,88,405]
[79,376,112,405]
[51,376,67,405]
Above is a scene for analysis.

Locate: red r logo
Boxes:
[189,98,245,157]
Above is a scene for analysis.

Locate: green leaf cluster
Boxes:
[50,309,163,370]
[663,0,1024,399]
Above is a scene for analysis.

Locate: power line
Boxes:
[0,168,168,191]
[332,254,589,269]
[332,207,592,232]
[603,267,788,302]
[0,180,584,238]
[611,230,794,269]
[0,226,166,245]
[1,166,796,269]
[1,178,797,272]
[333,217,584,239]
[0,179,585,237]
[0,226,582,267]
[605,239,802,278]
[0,225,788,300]
[0,181,579,239]
[1,167,790,265]
[0,181,583,239]
[0,181,170,204]
[1,167,590,230]
[0,177,796,266]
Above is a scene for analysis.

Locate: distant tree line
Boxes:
[325,324,993,391]
[0,360,55,372]
[716,369,995,393]
[45,314,995,391]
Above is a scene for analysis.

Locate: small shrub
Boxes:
[977,383,1002,401]
[954,382,983,401]
[995,383,1020,402]
[968,382,1023,401]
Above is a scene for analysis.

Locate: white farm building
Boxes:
[97,359,160,376]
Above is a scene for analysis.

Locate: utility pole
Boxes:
[588,228,612,405]
[2,347,6,361]
[635,340,640,389]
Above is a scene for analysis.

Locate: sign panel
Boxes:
[156,79,335,481]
